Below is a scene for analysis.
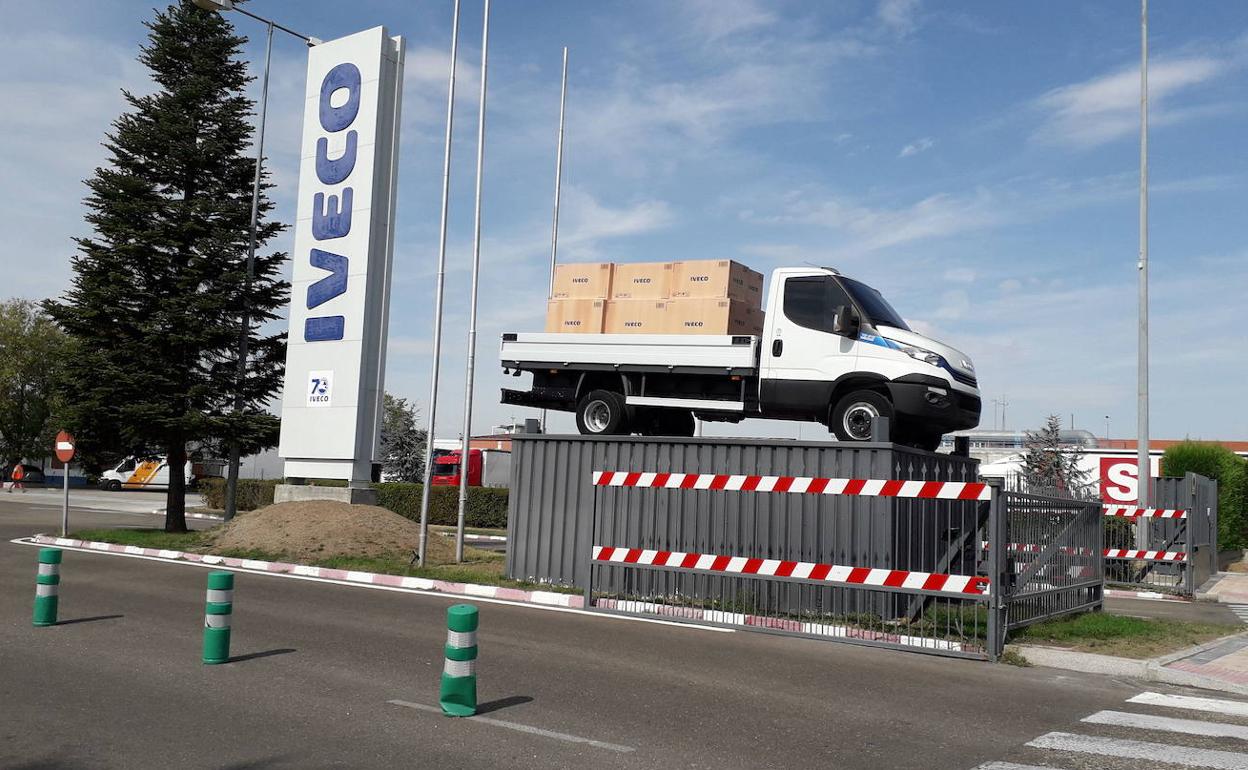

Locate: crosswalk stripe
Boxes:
[1128,691,1248,718]
[1027,731,1248,769]
[1084,709,1248,740]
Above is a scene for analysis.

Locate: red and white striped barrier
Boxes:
[1102,505,1187,519]
[1103,548,1186,563]
[591,545,990,597]
[984,540,1183,563]
[592,471,990,501]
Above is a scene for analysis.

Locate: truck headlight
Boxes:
[893,342,944,368]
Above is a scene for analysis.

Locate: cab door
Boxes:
[760,274,859,418]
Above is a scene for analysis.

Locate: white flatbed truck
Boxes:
[500,267,981,450]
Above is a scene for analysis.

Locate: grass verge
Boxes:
[1009,611,1239,659]
[67,527,576,595]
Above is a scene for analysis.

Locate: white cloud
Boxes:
[747,187,1001,253]
[898,136,935,157]
[1031,53,1232,147]
[943,267,976,284]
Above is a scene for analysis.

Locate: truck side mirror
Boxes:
[832,305,860,338]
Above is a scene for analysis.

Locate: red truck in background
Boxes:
[430,448,512,488]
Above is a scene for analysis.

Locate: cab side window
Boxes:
[782,277,852,333]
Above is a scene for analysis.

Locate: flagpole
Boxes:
[456,0,491,562]
[416,0,461,566]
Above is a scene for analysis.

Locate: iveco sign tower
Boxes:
[278,28,405,487]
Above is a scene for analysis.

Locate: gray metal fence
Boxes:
[1103,473,1218,596]
[508,436,1106,661]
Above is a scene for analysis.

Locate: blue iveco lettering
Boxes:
[305,61,362,342]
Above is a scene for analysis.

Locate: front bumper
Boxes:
[886,374,981,432]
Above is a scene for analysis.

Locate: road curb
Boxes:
[1013,629,1248,696]
[1104,588,1190,602]
[27,534,582,609]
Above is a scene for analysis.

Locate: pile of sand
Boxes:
[205,500,458,563]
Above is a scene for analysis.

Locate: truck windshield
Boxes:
[841,278,910,332]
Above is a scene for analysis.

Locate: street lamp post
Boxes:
[192,0,320,522]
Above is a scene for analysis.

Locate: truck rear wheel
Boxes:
[576,390,629,435]
[830,390,894,442]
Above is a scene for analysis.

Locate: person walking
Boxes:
[9,463,25,493]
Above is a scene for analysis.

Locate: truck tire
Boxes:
[576,390,629,435]
[830,390,894,442]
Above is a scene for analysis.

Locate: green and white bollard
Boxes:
[202,571,233,665]
[439,604,479,717]
[33,548,62,627]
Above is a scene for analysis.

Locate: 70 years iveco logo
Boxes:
[304,62,363,342]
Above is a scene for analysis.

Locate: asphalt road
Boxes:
[4,485,207,517]
[3,498,1247,769]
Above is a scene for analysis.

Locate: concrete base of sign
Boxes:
[274,484,378,507]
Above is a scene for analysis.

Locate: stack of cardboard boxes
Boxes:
[546,260,765,335]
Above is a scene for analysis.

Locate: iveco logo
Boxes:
[691,276,710,282]
[633,278,651,284]
[572,277,589,284]
[304,61,363,343]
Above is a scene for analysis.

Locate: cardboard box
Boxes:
[604,300,669,334]
[670,260,764,304]
[610,262,673,300]
[545,299,605,333]
[664,298,764,335]
[551,262,613,299]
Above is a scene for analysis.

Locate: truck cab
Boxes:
[430,448,512,488]
[759,267,980,448]
[499,266,980,450]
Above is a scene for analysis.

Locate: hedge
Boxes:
[199,478,282,512]
[1162,441,1248,551]
[375,483,509,530]
[197,477,509,529]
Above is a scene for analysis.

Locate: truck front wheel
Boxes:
[576,390,629,435]
[830,390,894,442]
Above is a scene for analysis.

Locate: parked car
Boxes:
[2,464,46,484]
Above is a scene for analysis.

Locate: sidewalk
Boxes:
[1164,634,1248,688]
[1198,571,1248,604]
[1017,630,1248,696]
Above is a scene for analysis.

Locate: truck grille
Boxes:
[950,370,977,388]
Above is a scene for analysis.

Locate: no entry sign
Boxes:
[54,431,75,464]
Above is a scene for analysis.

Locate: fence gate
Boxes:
[994,493,1103,642]
[1103,472,1218,596]
[584,463,1009,659]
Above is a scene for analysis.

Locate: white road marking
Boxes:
[972,763,1055,770]
[1084,709,1248,740]
[1128,691,1248,718]
[6,537,733,634]
[387,700,634,753]
[1027,731,1248,769]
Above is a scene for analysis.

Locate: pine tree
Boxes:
[44,1,287,532]
[380,394,428,483]
[1020,414,1093,499]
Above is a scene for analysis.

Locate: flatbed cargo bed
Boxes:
[500,332,760,375]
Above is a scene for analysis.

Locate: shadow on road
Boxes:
[475,695,534,715]
[227,647,297,664]
[54,614,125,626]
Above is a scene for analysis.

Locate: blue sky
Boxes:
[2,1,1245,442]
